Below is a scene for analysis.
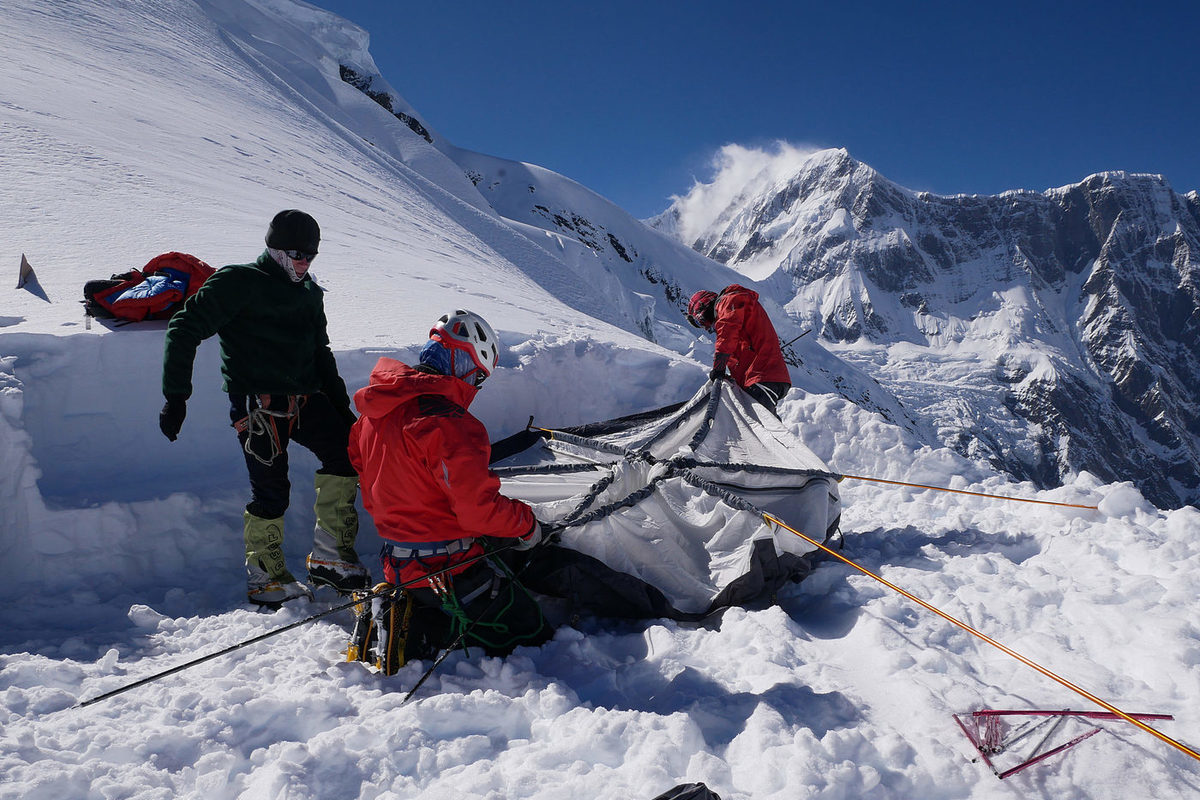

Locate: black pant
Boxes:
[229,392,355,519]
[745,381,791,418]
[406,554,551,658]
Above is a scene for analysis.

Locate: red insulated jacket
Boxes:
[712,285,791,389]
[348,357,536,586]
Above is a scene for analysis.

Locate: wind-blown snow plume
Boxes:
[662,142,823,249]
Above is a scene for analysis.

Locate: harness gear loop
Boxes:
[420,560,506,657]
[233,394,307,466]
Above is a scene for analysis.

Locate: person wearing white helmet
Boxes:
[348,310,549,667]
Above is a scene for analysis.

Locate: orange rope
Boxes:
[764,512,1200,764]
[839,474,1099,510]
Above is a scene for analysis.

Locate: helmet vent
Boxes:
[428,309,501,382]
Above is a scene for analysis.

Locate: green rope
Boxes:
[437,587,477,656]
[438,551,546,654]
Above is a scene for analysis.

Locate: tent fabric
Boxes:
[649,784,723,800]
[491,381,842,619]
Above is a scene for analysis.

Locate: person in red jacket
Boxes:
[348,310,549,659]
[686,285,792,416]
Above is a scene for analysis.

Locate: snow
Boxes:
[3,1,1200,798]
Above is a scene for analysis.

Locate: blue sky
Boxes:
[319,0,1199,219]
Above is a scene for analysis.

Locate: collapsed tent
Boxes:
[491,381,842,620]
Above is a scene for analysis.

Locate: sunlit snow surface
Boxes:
[2,1,1199,798]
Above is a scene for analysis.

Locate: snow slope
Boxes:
[3,1,1199,798]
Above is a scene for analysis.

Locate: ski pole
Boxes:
[69,544,519,712]
[780,329,811,348]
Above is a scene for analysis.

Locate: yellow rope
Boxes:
[764,512,1200,764]
[839,474,1099,510]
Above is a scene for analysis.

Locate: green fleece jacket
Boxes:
[162,251,349,407]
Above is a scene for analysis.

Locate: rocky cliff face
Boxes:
[653,149,1200,507]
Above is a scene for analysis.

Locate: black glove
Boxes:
[710,352,730,382]
[159,396,187,441]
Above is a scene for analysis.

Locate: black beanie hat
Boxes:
[265,209,320,253]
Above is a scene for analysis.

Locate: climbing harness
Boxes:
[233,394,306,466]
[400,544,548,703]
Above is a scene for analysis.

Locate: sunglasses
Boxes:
[285,250,317,262]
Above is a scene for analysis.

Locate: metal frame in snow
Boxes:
[953,709,1175,779]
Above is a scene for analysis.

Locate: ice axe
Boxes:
[64,541,526,713]
[780,329,811,349]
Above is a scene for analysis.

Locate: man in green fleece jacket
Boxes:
[160,210,371,607]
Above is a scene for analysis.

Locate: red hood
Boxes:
[353,357,477,419]
[720,284,758,302]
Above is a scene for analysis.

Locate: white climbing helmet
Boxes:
[429,309,500,383]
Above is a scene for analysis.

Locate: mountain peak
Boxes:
[649,144,897,274]
[654,146,1200,507]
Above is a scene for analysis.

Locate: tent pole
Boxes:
[764,512,1200,765]
[67,545,518,712]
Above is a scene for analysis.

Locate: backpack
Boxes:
[83,252,215,322]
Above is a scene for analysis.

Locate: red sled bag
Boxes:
[84,252,215,322]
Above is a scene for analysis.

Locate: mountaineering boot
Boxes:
[306,473,372,594]
[345,583,446,674]
[244,511,313,607]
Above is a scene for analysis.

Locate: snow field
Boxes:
[3,0,1200,797]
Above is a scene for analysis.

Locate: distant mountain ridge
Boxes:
[340,31,1200,508]
[651,149,1200,508]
